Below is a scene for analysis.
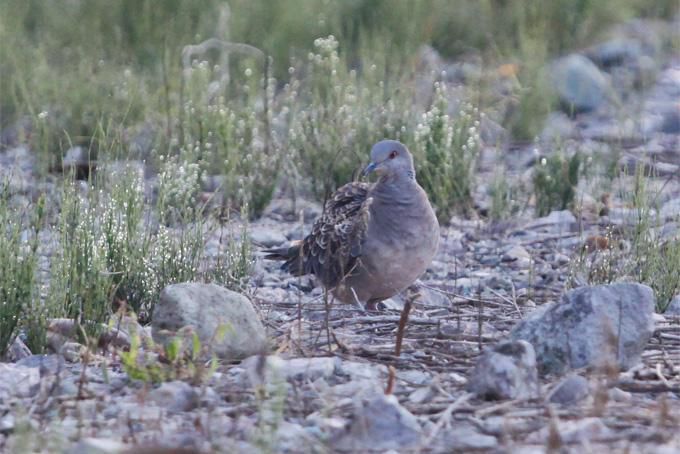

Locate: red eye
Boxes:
[389,150,398,159]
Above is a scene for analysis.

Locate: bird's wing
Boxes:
[299,181,372,288]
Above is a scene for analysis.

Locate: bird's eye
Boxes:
[389,150,398,159]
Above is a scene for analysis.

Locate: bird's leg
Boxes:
[350,287,367,312]
[394,290,420,357]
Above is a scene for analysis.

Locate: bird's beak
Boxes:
[362,162,378,177]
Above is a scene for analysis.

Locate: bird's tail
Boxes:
[262,240,305,275]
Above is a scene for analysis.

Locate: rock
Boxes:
[661,198,680,221]
[274,422,322,453]
[116,401,163,421]
[607,206,658,226]
[125,122,158,158]
[408,386,435,404]
[249,224,287,247]
[433,422,498,451]
[241,355,339,386]
[6,336,31,362]
[62,146,94,179]
[0,117,32,149]
[16,354,64,375]
[552,54,610,113]
[528,417,611,444]
[467,340,540,400]
[0,363,40,399]
[587,38,642,68]
[148,381,199,412]
[152,283,268,360]
[525,210,576,231]
[511,283,655,376]
[540,112,575,142]
[554,253,570,266]
[334,394,422,451]
[104,314,151,347]
[479,116,509,148]
[660,103,680,134]
[0,414,14,435]
[560,418,612,443]
[665,295,680,316]
[68,438,127,454]
[502,244,532,268]
[547,374,590,406]
[62,342,84,362]
[262,197,322,223]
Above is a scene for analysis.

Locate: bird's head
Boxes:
[362,140,415,180]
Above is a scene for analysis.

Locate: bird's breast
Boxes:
[362,196,439,280]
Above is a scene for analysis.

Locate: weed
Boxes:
[120,322,224,385]
[180,57,278,217]
[209,208,254,291]
[488,167,525,221]
[250,359,288,453]
[569,166,680,311]
[0,183,44,357]
[533,151,581,217]
[47,180,114,340]
[414,83,481,222]
[288,35,412,200]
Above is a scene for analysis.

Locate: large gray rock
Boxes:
[6,336,31,362]
[148,381,199,412]
[665,295,680,316]
[511,283,655,376]
[249,224,287,247]
[468,340,539,400]
[552,54,610,112]
[433,422,498,451]
[334,394,422,451]
[240,355,340,387]
[660,198,680,221]
[525,209,577,231]
[547,374,590,406]
[587,38,643,68]
[0,363,40,399]
[152,283,268,360]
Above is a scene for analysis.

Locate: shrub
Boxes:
[180,57,278,217]
[287,35,413,200]
[413,82,480,223]
[0,184,44,357]
[533,152,581,217]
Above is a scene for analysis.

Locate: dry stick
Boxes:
[477,283,484,353]
[385,365,396,395]
[324,289,332,353]
[394,297,414,357]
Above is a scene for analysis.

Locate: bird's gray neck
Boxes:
[373,173,419,205]
[377,169,416,185]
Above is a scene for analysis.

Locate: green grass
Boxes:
[0,183,44,358]
[414,83,480,222]
[0,149,252,354]
[568,167,680,312]
[533,151,582,217]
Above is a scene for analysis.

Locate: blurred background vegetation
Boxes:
[2,0,676,144]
